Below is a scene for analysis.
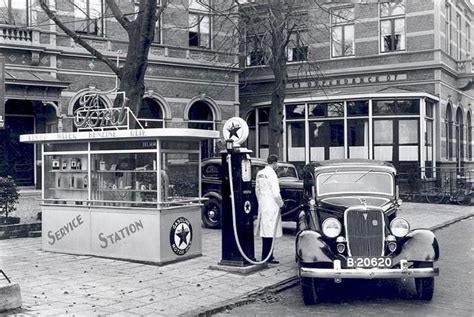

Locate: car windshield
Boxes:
[316,171,393,196]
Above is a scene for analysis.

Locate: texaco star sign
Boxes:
[222,117,249,146]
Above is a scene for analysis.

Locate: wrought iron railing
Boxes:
[398,166,474,205]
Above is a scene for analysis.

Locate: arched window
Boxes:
[188,101,214,130]
[187,101,215,158]
[467,112,472,160]
[138,98,164,128]
[455,107,464,165]
[446,104,453,160]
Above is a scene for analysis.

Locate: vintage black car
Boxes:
[296,159,439,305]
[201,157,303,228]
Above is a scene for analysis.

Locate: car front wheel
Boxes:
[301,276,323,305]
[414,262,435,300]
[201,198,222,229]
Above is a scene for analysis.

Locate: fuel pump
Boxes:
[219,117,279,267]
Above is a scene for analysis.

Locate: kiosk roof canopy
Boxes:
[20,128,221,143]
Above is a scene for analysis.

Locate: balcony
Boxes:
[0,24,38,46]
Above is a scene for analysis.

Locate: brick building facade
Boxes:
[0,0,239,186]
[240,0,473,178]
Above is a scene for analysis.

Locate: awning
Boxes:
[5,70,69,88]
[4,70,69,101]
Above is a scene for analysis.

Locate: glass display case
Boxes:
[21,128,219,265]
[42,139,201,207]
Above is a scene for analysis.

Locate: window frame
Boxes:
[0,0,29,26]
[379,0,406,53]
[445,3,452,55]
[287,30,308,62]
[74,0,104,36]
[330,6,355,58]
[133,0,162,44]
[246,34,266,66]
[188,0,212,49]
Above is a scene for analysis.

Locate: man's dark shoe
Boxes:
[268,259,279,264]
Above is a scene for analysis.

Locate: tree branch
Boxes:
[39,0,121,76]
[105,0,130,31]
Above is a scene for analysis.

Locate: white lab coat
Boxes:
[255,165,284,238]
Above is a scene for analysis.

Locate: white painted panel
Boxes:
[330,147,344,159]
[288,147,305,161]
[399,145,419,161]
[90,210,160,262]
[349,146,369,159]
[42,206,90,254]
[310,147,325,161]
[374,146,393,161]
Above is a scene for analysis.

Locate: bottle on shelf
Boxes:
[83,175,88,188]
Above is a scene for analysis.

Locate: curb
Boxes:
[191,213,474,316]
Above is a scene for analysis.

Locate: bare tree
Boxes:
[39,0,167,115]
[226,0,330,157]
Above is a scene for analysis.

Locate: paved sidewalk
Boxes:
[0,202,472,316]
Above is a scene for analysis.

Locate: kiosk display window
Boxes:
[91,152,157,206]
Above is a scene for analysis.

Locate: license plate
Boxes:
[346,257,392,268]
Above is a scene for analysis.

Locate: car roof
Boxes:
[307,159,397,174]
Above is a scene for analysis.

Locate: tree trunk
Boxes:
[267,1,288,158]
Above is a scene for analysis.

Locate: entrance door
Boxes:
[0,115,35,185]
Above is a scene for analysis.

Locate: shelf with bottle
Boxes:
[48,187,88,191]
[49,170,88,173]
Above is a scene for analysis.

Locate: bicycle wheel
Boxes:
[454,189,472,206]
[425,187,445,204]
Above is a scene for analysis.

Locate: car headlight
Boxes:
[390,217,410,237]
[322,217,341,238]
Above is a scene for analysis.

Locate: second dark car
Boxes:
[201,157,303,228]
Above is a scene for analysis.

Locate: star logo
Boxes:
[244,201,251,214]
[227,122,241,139]
[176,224,190,247]
[170,217,193,256]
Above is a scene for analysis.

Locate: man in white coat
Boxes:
[255,154,284,264]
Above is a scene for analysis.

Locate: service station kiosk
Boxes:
[20,128,219,265]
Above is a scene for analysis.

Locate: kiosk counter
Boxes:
[20,128,220,265]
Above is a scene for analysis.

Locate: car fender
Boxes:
[202,192,222,202]
[393,229,440,264]
[296,230,334,264]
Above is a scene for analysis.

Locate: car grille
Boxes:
[345,209,385,257]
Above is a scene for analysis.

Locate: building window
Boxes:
[74,0,103,36]
[133,0,162,44]
[373,99,419,115]
[286,104,306,162]
[446,104,453,160]
[425,101,434,177]
[331,7,354,57]
[188,100,214,158]
[246,35,265,66]
[445,3,451,55]
[456,14,461,60]
[0,0,28,26]
[347,100,369,159]
[309,103,344,161]
[467,112,472,160]
[188,0,211,48]
[466,22,471,56]
[287,31,308,62]
[137,98,164,128]
[380,0,406,53]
